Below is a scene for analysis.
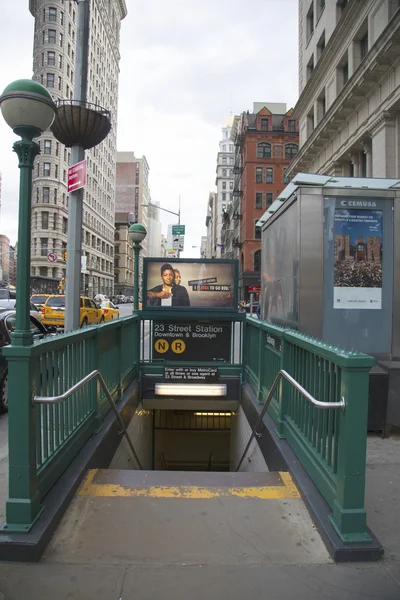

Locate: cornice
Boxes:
[294,0,365,118]
[289,12,400,175]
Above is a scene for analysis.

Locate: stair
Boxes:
[44,468,331,567]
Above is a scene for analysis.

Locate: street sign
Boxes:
[172,235,184,251]
[165,248,178,258]
[47,252,57,263]
[172,225,185,236]
[68,159,87,193]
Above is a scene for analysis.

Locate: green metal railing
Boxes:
[244,316,375,544]
[3,315,140,532]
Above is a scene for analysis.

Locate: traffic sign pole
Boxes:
[65,0,89,332]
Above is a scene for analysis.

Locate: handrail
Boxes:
[33,369,143,470]
[235,369,345,472]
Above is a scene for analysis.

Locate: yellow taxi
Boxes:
[98,299,119,322]
[31,293,51,309]
[42,295,103,328]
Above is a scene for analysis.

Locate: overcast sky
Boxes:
[0,0,298,257]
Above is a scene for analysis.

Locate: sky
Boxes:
[0,0,299,258]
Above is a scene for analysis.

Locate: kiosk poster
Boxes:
[334,209,382,309]
[144,260,236,309]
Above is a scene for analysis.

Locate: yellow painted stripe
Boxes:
[78,470,301,500]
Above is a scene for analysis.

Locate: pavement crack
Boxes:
[223,510,271,561]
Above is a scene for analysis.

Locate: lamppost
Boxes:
[128,224,147,311]
[141,200,181,256]
[0,79,55,530]
[0,79,56,345]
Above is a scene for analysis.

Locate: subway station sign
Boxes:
[152,321,231,361]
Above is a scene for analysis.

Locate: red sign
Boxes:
[47,252,57,263]
[248,286,261,292]
[68,159,87,193]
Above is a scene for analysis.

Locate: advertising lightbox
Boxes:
[143,258,238,310]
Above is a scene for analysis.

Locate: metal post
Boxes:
[65,0,89,331]
[5,128,42,530]
[133,242,140,311]
[11,129,40,345]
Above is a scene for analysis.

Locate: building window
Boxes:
[317,30,325,60]
[229,144,233,152]
[59,32,63,46]
[47,51,55,65]
[285,144,298,159]
[255,192,263,209]
[254,250,261,271]
[342,61,349,85]
[46,73,55,88]
[266,193,273,206]
[48,29,56,43]
[41,238,48,256]
[261,118,269,131]
[230,181,233,189]
[257,142,272,159]
[283,169,290,184]
[222,168,227,176]
[306,1,314,40]
[288,119,296,132]
[307,54,314,81]
[338,52,349,91]
[222,181,226,190]
[43,162,51,176]
[360,31,368,59]
[49,7,57,21]
[254,221,261,240]
[63,218,68,234]
[317,0,325,19]
[307,109,315,137]
[266,168,273,183]
[43,187,50,203]
[41,212,49,229]
[222,192,226,201]
[256,167,263,183]
[54,164,58,178]
[317,90,326,122]
[44,140,52,154]
[39,266,48,277]
[222,156,227,164]
[54,188,57,204]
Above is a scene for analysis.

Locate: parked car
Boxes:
[99,300,119,322]
[30,293,51,308]
[0,309,56,413]
[0,298,43,321]
[0,289,16,301]
[42,295,103,329]
[94,294,110,303]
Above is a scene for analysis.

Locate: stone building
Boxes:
[289,0,400,179]
[29,0,127,297]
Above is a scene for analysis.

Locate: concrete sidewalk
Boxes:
[0,421,399,599]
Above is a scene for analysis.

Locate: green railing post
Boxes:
[116,322,123,400]
[91,329,102,432]
[328,357,374,543]
[257,325,263,403]
[276,333,290,438]
[4,348,42,531]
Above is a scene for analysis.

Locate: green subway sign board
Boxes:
[172,225,185,236]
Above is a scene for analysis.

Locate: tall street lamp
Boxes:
[128,224,147,311]
[0,79,55,530]
[0,79,56,345]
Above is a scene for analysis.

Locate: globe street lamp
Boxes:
[0,79,56,345]
[128,224,147,311]
[0,79,55,531]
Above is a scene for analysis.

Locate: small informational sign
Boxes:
[164,366,218,383]
[172,225,185,236]
[265,334,281,353]
[68,159,87,193]
[47,252,57,263]
[153,321,231,361]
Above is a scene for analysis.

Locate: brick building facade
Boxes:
[232,103,299,300]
